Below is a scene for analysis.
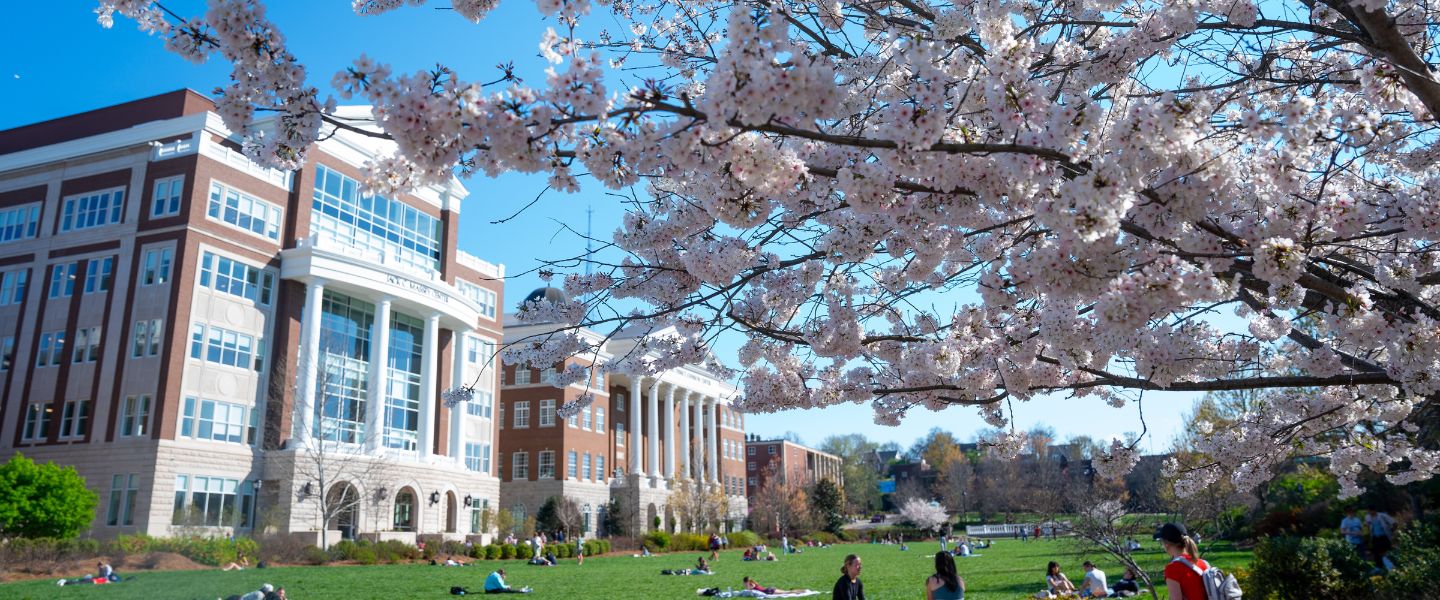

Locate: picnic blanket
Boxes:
[663,569,714,575]
[695,588,821,598]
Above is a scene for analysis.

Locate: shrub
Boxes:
[515,543,533,560]
[329,540,360,561]
[303,545,329,565]
[1245,535,1371,599]
[728,531,759,548]
[672,533,709,552]
[501,544,516,559]
[440,540,468,557]
[556,543,573,559]
[644,530,672,552]
[373,540,419,563]
[353,546,378,565]
[0,537,104,567]
[418,534,443,559]
[485,544,502,560]
[1372,523,1440,599]
[808,531,840,545]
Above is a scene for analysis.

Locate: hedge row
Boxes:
[0,535,259,567]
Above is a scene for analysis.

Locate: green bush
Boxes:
[1245,535,1372,599]
[672,533,709,551]
[557,543,574,558]
[485,544,502,560]
[501,544,517,559]
[418,534,442,560]
[373,540,420,563]
[728,531,759,547]
[0,537,104,565]
[329,539,359,561]
[303,545,329,565]
[644,530,672,552]
[515,543,533,559]
[1372,523,1440,599]
[353,546,378,565]
[807,531,840,545]
[440,540,468,556]
[0,454,99,539]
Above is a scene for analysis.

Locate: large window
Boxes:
[465,442,487,472]
[595,407,605,432]
[458,280,497,319]
[539,399,556,427]
[0,204,40,243]
[393,489,416,532]
[465,389,494,419]
[189,323,264,371]
[180,397,257,445]
[596,456,605,481]
[581,407,592,430]
[512,400,530,428]
[567,450,578,479]
[538,451,555,479]
[132,318,163,358]
[60,188,125,232]
[172,475,255,527]
[49,262,76,298]
[383,312,423,450]
[119,394,151,437]
[0,269,27,305]
[316,292,373,445]
[208,181,282,240]
[71,326,101,363]
[0,336,13,371]
[311,164,442,273]
[199,252,275,305]
[141,247,172,285]
[152,175,184,218]
[59,400,89,439]
[582,453,591,480]
[84,257,113,294]
[22,404,49,441]
[512,451,529,480]
[107,474,140,526]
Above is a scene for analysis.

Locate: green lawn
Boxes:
[1,539,1251,600]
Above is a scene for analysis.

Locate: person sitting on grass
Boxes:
[1079,561,1107,598]
[695,556,713,574]
[743,548,757,561]
[222,552,250,571]
[765,551,779,561]
[1110,568,1140,597]
[484,569,532,594]
[744,576,805,595]
[56,562,120,586]
[1046,562,1077,597]
[925,551,964,600]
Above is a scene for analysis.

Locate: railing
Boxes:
[200,137,292,190]
[298,233,443,282]
[456,250,504,279]
[964,522,1071,537]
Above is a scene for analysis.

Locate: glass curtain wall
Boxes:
[311,165,442,273]
[384,313,424,450]
[316,292,373,444]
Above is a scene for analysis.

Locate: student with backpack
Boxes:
[1159,523,1241,600]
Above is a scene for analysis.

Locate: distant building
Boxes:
[499,292,749,534]
[744,436,843,497]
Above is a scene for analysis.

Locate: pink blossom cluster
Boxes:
[101,0,1440,494]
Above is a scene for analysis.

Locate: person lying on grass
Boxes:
[743,576,805,595]
[56,562,120,586]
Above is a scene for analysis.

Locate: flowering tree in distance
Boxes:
[98,0,1440,496]
[899,498,950,533]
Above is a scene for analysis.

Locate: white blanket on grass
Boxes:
[695,588,821,598]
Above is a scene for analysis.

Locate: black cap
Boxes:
[1159,523,1187,544]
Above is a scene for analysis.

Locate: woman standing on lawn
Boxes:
[1159,523,1209,600]
[925,551,964,600]
[832,554,865,600]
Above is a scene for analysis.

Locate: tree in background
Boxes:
[749,463,810,537]
[810,478,846,534]
[935,454,975,519]
[898,498,949,533]
[602,497,636,538]
[1065,495,1161,600]
[819,434,882,515]
[0,454,98,539]
[535,495,582,537]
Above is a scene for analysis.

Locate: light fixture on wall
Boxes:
[299,482,313,498]
[429,491,441,506]
[463,495,473,508]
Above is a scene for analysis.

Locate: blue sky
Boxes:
[0,2,1197,453]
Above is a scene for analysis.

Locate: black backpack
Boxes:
[450,586,470,595]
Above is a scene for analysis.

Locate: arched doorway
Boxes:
[664,504,675,533]
[646,503,658,533]
[445,491,458,533]
[326,482,359,540]
[394,487,417,532]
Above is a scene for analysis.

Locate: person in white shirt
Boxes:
[1080,561,1107,598]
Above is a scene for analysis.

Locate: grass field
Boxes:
[0,538,1252,600]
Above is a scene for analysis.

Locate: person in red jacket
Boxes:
[1159,523,1209,600]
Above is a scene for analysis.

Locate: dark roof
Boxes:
[522,286,569,306]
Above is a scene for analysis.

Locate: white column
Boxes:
[706,399,719,484]
[296,279,326,447]
[418,313,440,460]
[647,378,661,479]
[629,376,643,474]
[366,298,391,453]
[449,331,468,461]
[663,385,677,480]
[680,391,692,480]
[693,395,706,484]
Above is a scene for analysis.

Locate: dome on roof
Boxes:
[522,286,569,306]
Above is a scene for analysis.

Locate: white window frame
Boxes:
[566,450,578,479]
[141,247,173,286]
[512,451,529,479]
[594,407,605,432]
[538,450,555,479]
[0,203,40,244]
[539,399,555,427]
[581,407,592,431]
[59,399,90,439]
[199,251,275,305]
[59,187,126,232]
[512,400,530,428]
[189,323,264,371]
[596,455,606,481]
[119,394,151,437]
[84,257,113,294]
[49,262,77,298]
[179,396,257,445]
[72,326,101,363]
[132,318,163,358]
[106,473,140,526]
[151,175,185,218]
[0,268,27,305]
[36,330,65,367]
[206,180,282,241]
[21,403,49,441]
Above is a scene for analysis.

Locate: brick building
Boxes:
[500,293,750,534]
[744,437,843,497]
[0,91,504,544]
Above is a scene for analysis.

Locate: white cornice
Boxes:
[0,112,210,174]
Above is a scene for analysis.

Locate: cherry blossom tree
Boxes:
[898,497,949,532]
[98,0,1440,497]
